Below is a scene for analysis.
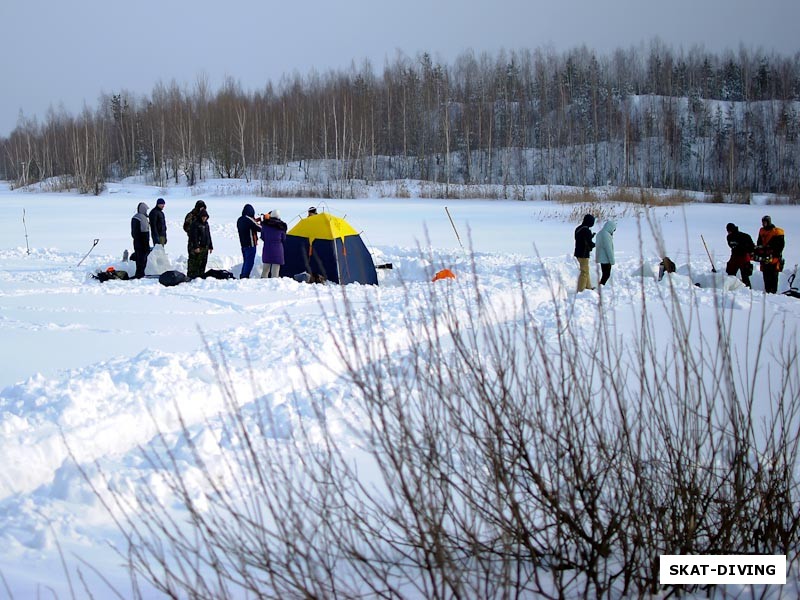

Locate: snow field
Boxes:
[1,180,799,596]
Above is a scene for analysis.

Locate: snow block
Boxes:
[145,244,173,276]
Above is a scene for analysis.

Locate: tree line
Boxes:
[2,41,800,196]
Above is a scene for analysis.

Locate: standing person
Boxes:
[237,203,262,279]
[187,209,213,279]
[574,213,596,292]
[725,222,755,288]
[261,209,287,278]
[130,202,150,279]
[149,198,167,246]
[595,220,616,286]
[183,200,207,248]
[755,215,785,294]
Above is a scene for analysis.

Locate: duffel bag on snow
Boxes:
[203,269,234,280]
[158,270,189,287]
[92,267,130,282]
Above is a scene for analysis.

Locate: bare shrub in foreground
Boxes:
[84,257,800,598]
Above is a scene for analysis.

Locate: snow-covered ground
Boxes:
[1,179,799,597]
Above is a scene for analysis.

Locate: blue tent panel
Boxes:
[281,234,378,285]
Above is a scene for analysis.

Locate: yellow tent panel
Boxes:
[288,213,359,243]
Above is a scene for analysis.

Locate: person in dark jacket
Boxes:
[261,209,288,278]
[187,209,213,278]
[149,198,168,246]
[183,200,207,251]
[236,203,262,279]
[725,222,755,288]
[130,202,151,279]
[573,213,596,292]
[755,215,785,293]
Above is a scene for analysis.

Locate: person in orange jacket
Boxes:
[754,215,785,293]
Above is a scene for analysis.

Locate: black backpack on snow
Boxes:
[203,269,235,280]
[159,270,189,287]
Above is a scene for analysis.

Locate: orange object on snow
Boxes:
[432,268,456,282]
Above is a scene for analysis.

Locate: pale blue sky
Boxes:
[1,0,797,136]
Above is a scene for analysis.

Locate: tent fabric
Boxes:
[281,213,378,285]
[287,213,359,240]
[433,268,456,282]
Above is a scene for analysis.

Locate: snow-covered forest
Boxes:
[2,42,800,196]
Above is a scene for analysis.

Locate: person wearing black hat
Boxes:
[725,222,755,287]
[574,213,596,292]
[755,215,785,293]
[187,208,213,278]
[149,198,167,246]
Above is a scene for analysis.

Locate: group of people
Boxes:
[573,213,617,292]
[725,216,786,293]
[130,199,292,280]
[130,198,170,278]
[235,203,288,279]
[573,213,787,293]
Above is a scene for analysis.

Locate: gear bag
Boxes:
[158,270,189,287]
[203,269,234,280]
[92,268,130,283]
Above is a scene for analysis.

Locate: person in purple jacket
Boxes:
[260,210,287,278]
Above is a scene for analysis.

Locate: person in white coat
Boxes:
[595,220,617,285]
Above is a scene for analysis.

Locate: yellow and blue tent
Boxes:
[281,213,378,285]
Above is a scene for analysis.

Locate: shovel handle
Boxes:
[700,235,717,273]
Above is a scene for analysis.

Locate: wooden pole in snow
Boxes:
[445,206,464,250]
